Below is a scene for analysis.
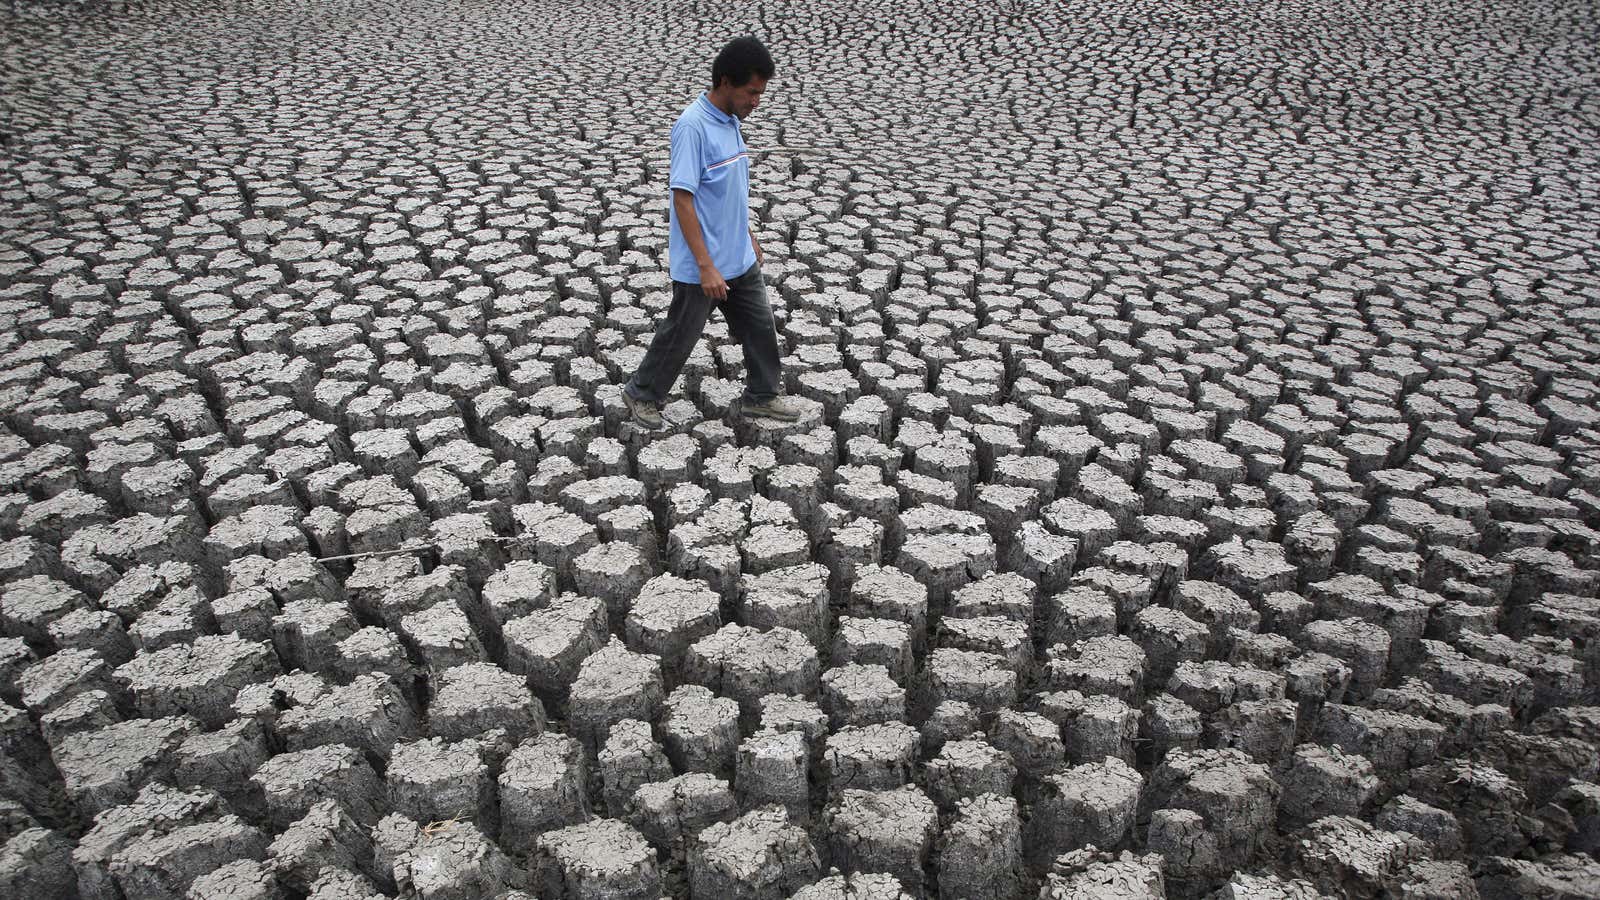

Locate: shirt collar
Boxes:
[697,91,737,125]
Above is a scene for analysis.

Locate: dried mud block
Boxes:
[55,715,195,816]
[1025,757,1143,870]
[0,538,63,587]
[895,527,996,609]
[63,514,204,595]
[173,718,271,818]
[1291,815,1427,898]
[846,565,928,647]
[0,637,37,702]
[568,640,665,748]
[823,723,919,796]
[683,624,820,720]
[478,560,557,632]
[1208,871,1330,899]
[1386,859,1478,899]
[128,586,215,653]
[278,672,418,761]
[1375,795,1463,858]
[599,720,672,818]
[0,575,87,645]
[572,542,652,623]
[202,506,308,571]
[736,728,809,821]
[184,859,281,900]
[251,744,384,831]
[1171,579,1260,648]
[0,826,77,899]
[788,871,911,900]
[398,601,487,674]
[1278,744,1378,831]
[210,588,278,644]
[1165,660,1286,718]
[371,563,470,627]
[759,693,829,748]
[1141,749,1279,885]
[387,737,497,839]
[937,793,1023,900]
[690,805,819,900]
[304,864,382,896]
[818,516,884,592]
[917,647,1016,714]
[114,633,279,728]
[429,662,546,744]
[1313,703,1444,773]
[1036,690,1140,765]
[394,820,516,900]
[1475,853,1600,900]
[502,593,608,709]
[535,818,659,900]
[625,772,736,850]
[71,782,228,900]
[653,687,739,775]
[623,573,722,680]
[739,563,830,648]
[1043,636,1144,703]
[1201,538,1298,601]
[108,815,269,900]
[1205,697,1299,769]
[1474,729,1600,808]
[989,709,1066,779]
[1416,638,1533,713]
[332,625,417,690]
[38,688,121,747]
[1260,591,1315,638]
[1043,584,1118,648]
[922,738,1015,812]
[1002,520,1076,592]
[823,785,938,892]
[821,663,905,728]
[267,798,376,893]
[225,552,341,605]
[1130,605,1209,684]
[18,647,116,716]
[1407,760,1535,858]
[1037,848,1164,900]
[499,732,590,854]
[938,613,1032,675]
[371,811,421,887]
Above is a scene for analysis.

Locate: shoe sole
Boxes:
[742,407,801,423]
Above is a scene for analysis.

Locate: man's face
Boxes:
[725,74,767,120]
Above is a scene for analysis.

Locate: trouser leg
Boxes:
[625,279,713,405]
[721,264,783,404]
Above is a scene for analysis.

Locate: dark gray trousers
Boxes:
[624,263,781,406]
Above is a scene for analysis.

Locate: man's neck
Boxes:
[706,88,736,117]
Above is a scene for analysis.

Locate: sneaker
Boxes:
[622,390,664,429]
[741,396,803,422]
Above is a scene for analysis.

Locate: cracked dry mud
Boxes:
[2,0,1599,898]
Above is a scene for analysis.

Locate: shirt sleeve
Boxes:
[668,121,702,194]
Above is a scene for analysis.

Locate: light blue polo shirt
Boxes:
[667,92,756,284]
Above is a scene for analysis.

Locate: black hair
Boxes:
[711,36,774,89]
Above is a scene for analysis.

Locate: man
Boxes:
[622,36,801,429]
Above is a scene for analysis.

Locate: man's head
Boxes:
[710,36,773,120]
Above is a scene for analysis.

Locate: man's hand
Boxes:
[699,262,729,301]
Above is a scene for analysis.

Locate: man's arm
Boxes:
[749,226,764,268]
[673,188,728,301]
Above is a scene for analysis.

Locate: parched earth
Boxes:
[2,0,1599,897]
